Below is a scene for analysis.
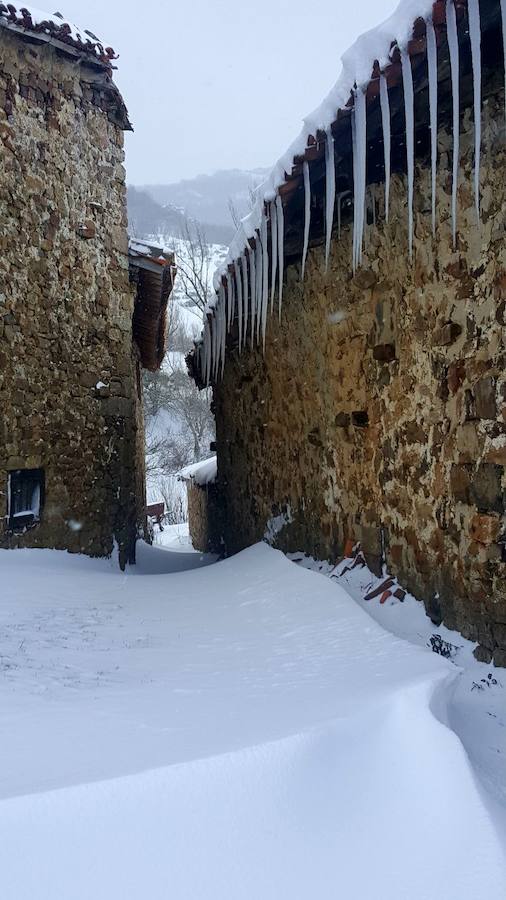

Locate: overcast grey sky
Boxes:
[61,0,398,185]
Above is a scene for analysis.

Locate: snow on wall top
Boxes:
[0,4,117,63]
[178,456,217,487]
[211,0,434,295]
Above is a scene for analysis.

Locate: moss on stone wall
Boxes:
[212,95,506,665]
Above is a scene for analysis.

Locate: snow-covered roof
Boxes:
[210,0,435,297]
[190,0,498,389]
[0,4,117,64]
[178,456,217,487]
[129,239,176,372]
[129,238,175,271]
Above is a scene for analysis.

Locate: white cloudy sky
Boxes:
[60,0,400,184]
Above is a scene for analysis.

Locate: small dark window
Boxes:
[8,469,44,532]
[352,411,369,428]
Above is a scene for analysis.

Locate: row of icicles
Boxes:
[196,0,505,387]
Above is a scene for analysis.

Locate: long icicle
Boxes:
[226,272,233,331]
[211,313,216,382]
[261,212,269,352]
[502,0,506,122]
[352,113,357,270]
[302,160,311,279]
[276,194,284,321]
[212,311,218,382]
[203,323,209,386]
[202,324,207,386]
[215,296,221,380]
[234,259,242,352]
[220,289,226,378]
[325,126,336,272]
[249,244,256,349]
[241,252,249,349]
[446,0,459,249]
[352,87,366,271]
[206,322,211,386]
[379,74,391,222]
[255,235,262,344]
[426,16,438,236]
[401,47,415,261]
[468,0,481,224]
[270,200,278,313]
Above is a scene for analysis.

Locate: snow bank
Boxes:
[178,454,217,486]
[0,543,505,898]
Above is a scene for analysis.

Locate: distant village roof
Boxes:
[129,239,176,372]
[0,4,118,64]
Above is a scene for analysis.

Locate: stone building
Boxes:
[0,7,174,566]
[178,456,219,552]
[189,0,506,664]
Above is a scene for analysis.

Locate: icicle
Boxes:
[352,87,366,271]
[352,114,357,270]
[199,334,204,386]
[215,300,221,381]
[426,16,438,236]
[255,235,262,344]
[446,0,459,248]
[261,212,269,352]
[379,74,391,222]
[203,324,208,387]
[226,272,233,331]
[301,160,311,280]
[220,291,226,378]
[218,286,225,377]
[202,327,207,386]
[502,0,506,123]
[215,308,220,380]
[468,0,481,223]
[249,245,256,349]
[205,322,211,386]
[401,47,415,260]
[234,260,243,352]
[325,126,336,272]
[270,199,278,313]
[241,252,249,348]
[211,313,217,382]
[275,194,284,321]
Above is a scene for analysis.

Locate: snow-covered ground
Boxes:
[0,541,505,899]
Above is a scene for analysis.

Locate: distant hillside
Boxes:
[134,167,268,232]
[127,186,235,246]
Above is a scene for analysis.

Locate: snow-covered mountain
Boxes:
[128,168,268,245]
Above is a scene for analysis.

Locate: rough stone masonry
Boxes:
[210,93,506,665]
[0,24,146,566]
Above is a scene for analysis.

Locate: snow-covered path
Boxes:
[0,543,505,899]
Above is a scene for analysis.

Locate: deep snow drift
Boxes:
[0,542,505,900]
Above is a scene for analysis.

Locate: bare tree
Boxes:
[228,186,256,232]
[175,217,214,316]
[162,360,214,461]
[157,477,187,526]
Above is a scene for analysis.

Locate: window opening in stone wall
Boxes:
[7,469,45,532]
[352,411,369,428]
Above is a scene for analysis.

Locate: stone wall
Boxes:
[212,94,506,665]
[0,29,145,565]
[186,482,223,554]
